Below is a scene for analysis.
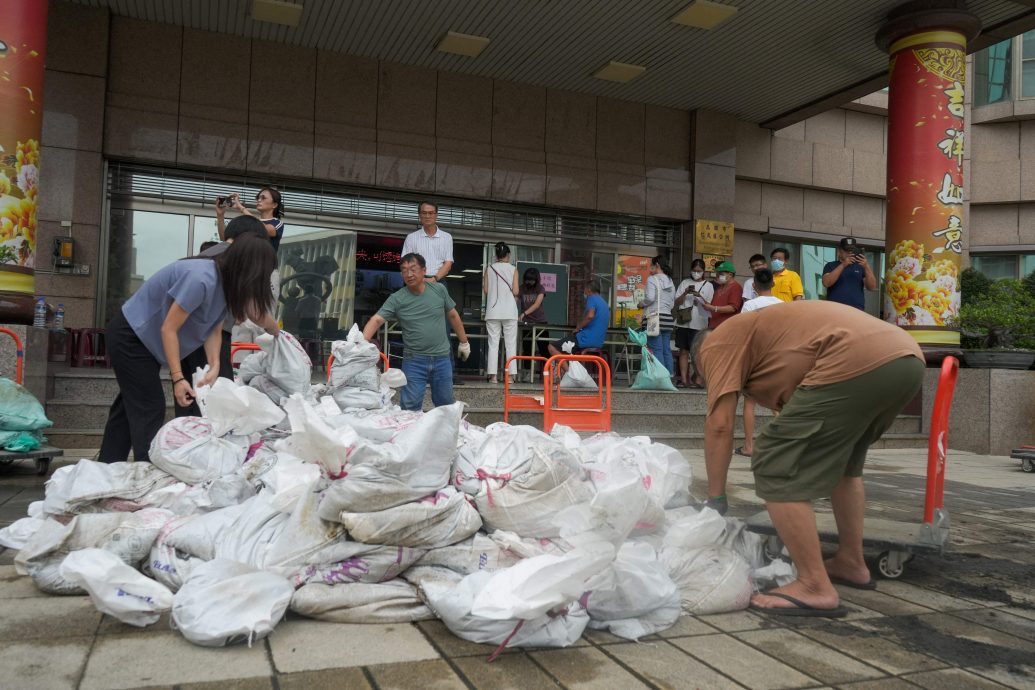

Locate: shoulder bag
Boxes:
[644,276,661,336]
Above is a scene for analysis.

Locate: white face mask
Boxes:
[717,274,729,284]
[691,271,703,280]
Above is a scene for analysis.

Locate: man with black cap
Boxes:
[822,237,877,310]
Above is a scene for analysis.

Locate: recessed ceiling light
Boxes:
[251,0,303,27]
[671,0,738,30]
[593,61,647,83]
[436,31,491,57]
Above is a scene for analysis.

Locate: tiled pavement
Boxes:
[1,448,1034,690]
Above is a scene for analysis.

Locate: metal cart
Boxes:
[746,355,960,579]
[0,327,63,476]
[1011,446,1035,474]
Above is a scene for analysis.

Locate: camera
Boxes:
[216,194,237,209]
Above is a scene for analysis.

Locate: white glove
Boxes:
[458,341,471,361]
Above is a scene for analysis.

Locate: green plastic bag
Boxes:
[628,328,677,391]
[2,431,41,452]
[0,378,53,431]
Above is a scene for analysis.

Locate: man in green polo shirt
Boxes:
[362,253,471,410]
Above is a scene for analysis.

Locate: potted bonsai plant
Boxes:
[959,269,1035,369]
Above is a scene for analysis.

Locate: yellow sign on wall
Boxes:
[695,220,734,256]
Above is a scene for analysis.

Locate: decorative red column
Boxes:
[0,0,48,323]
[877,3,979,348]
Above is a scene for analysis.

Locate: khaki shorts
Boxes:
[751,356,925,502]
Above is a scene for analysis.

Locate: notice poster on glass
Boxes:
[614,255,652,328]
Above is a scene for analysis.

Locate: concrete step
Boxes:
[47,401,175,431]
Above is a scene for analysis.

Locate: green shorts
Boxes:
[751,356,925,502]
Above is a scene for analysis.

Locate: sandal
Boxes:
[734,446,752,457]
[487,376,498,384]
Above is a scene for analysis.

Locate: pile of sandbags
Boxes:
[0,326,776,653]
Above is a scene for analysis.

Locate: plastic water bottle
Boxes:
[54,304,65,330]
[33,297,46,328]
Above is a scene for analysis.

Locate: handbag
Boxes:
[644,276,661,337]
[672,281,697,323]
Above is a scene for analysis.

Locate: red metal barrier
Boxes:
[230,342,261,369]
[503,356,548,423]
[0,328,24,385]
[544,354,611,433]
[923,356,959,526]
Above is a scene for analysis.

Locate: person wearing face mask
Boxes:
[769,247,805,302]
[698,261,743,329]
[673,258,714,388]
[638,255,677,377]
[742,254,768,301]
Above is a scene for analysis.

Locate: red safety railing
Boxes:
[0,328,25,384]
[326,351,390,382]
[230,342,261,370]
[503,356,548,423]
[923,356,959,526]
[544,354,611,433]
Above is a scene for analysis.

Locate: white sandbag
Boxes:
[662,506,729,552]
[329,326,381,392]
[454,423,578,495]
[278,395,355,478]
[163,502,249,561]
[474,452,594,539]
[557,464,656,547]
[401,564,465,590]
[237,331,312,403]
[559,361,597,389]
[582,542,680,641]
[470,542,614,621]
[0,515,46,550]
[241,446,322,512]
[147,515,200,592]
[291,544,426,587]
[417,530,568,577]
[579,433,693,512]
[328,408,423,443]
[336,487,482,548]
[753,559,797,591]
[722,517,767,570]
[381,368,407,388]
[149,417,246,485]
[17,509,172,594]
[332,386,392,411]
[291,579,433,623]
[317,403,462,515]
[422,570,589,649]
[195,375,285,436]
[661,544,753,615]
[261,481,348,569]
[43,460,177,515]
[59,548,174,627]
[171,559,293,647]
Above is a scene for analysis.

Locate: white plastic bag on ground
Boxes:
[471,542,614,621]
[579,433,693,513]
[753,559,797,591]
[422,570,589,649]
[582,542,680,640]
[237,331,312,404]
[59,548,174,627]
[17,509,172,594]
[149,417,245,485]
[559,361,597,389]
[318,403,462,515]
[291,579,433,623]
[43,460,177,515]
[329,326,381,392]
[279,395,355,478]
[172,559,293,647]
[195,375,285,436]
[335,487,482,548]
[0,515,46,550]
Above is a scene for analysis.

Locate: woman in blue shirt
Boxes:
[99,235,279,463]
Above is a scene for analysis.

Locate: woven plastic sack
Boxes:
[194,375,285,436]
[60,548,174,627]
[335,487,482,548]
[328,325,381,392]
[149,417,245,485]
[291,579,433,623]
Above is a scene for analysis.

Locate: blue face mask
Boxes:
[771,259,785,271]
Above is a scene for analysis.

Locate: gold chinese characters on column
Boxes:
[695,220,734,256]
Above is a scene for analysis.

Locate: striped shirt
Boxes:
[402,226,454,276]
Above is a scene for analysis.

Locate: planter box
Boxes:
[963,351,1035,370]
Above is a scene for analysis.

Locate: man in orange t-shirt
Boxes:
[689,301,924,618]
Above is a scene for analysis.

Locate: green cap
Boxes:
[716,261,735,274]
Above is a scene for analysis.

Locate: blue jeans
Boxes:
[647,329,674,376]
[400,353,455,411]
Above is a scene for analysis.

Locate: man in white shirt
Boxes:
[402,202,453,283]
[736,268,784,463]
[742,253,768,301]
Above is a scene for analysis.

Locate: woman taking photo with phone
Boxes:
[99,235,279,464]
[673,258,713,388]
[215,186,286,252]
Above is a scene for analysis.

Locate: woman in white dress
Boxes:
[483,241,520,383]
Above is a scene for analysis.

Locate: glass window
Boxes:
[800,243,837,301]
[1021,254,1035,279]
[192,216,221,254]
[277,224,356,342]
[974,38,1013,106]
[971,255,1018,280]
[1024,31,1035,99]
[104,209,191,323]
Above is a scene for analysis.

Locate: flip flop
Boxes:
[829,575,878,590]
[734,446,752,457]
[750,592,848,618]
